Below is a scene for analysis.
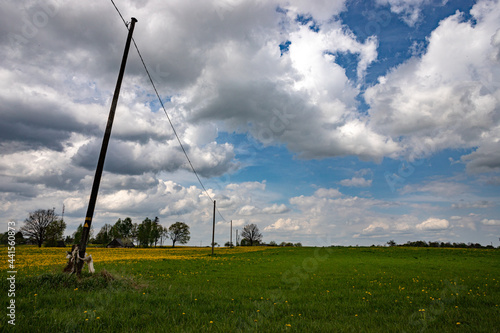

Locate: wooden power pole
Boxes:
[211,200,216,255]
[76,18,138,275]
[230,220,232,248]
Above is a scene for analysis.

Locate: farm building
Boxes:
[106,238,135,248]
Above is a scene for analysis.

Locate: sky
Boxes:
[1,0,500,247]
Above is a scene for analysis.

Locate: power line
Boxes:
[109,0,227,222]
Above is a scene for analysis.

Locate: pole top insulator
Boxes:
[131,17,138,23]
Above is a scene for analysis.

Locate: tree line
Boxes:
[387,239,497,249]
[2,208,190,248]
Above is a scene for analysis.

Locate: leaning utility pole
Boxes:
[76,18,138,276]
[211,200,216,255]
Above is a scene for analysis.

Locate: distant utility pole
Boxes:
[76,18,138,276]
[236,229,238,247]
[230,220,232,248]
[211,200,216,256]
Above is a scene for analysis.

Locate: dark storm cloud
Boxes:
[0,98,96,152]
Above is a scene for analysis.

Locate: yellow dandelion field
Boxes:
[0,245,268,271]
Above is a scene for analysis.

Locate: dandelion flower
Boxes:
[286,324,291,327]
[209,321,213,324]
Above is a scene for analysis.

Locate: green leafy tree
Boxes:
[15,231,25,245]
[241,224,262,246]
[44,219,66,247]
[137,218,153,247]
[112,217,134,239]
[73,224,93,245]
[130,223,139,245]
[95,223,113,245]
[73,224,83,245]
[64,235,74,244]
[151,217,161,247]
[21,208,58,247]
[159,225,168,246]
[167,222,190,247]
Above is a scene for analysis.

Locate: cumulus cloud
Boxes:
[262,203,290,214]
[366,0,500,164]
[376,0,439,26]
[362,221,389,234]
[340,177,372,187]
[481,218,500,225]
[265,218,302,231]
[238,205,260,216]
[460,140,500,174]
[416,217,450,230]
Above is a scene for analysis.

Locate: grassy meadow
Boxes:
[1,245,499,332]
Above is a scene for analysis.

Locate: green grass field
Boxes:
[2,246,499,332]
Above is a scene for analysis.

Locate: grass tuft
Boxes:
[20,269,144,292]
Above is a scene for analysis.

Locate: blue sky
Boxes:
[1,0,499,246]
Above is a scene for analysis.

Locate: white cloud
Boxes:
[376,0,440,26]
[238,205,260,216]
[416,218,450,230]
[265,218,302,231]
[366,1,500,165]
[314,188,342,198]
[362,221,389,234]
[340,177,372,187]
[481,219,500,225]
[284,0,347,22]
[262,203,290,214]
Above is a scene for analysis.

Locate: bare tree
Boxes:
[241,224,262,246]
[21,208,58,247]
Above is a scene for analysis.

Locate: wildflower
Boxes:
[456,322,460,325]
[74,288,78,291]
[285,324,291,327]
[84,311,87,313]
[209,321,213,324]
[97,317,100,320]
